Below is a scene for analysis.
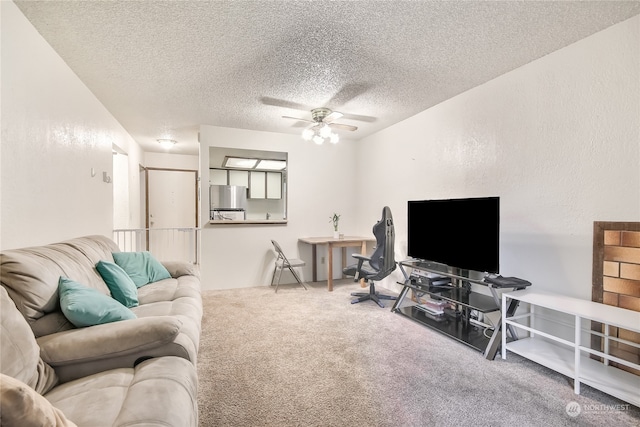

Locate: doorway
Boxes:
[146,168,199,262]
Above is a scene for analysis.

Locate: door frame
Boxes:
[144,167,199,249]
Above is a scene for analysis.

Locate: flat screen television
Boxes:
[407,197,500,274]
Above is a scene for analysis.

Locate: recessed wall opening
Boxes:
[209,147,288,222]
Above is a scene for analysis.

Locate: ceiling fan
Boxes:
[282,108,357,144]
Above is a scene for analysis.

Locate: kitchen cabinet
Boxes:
[210,169,249,189]
[249,172,266,198]
[229,170,249,188]
[249,171,282,199]
[209,169,227,185]
[266,172,282,199]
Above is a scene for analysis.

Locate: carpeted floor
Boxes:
[197,280,640,427]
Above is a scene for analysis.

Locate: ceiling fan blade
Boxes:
[282,115,314,124]
[328,83,373,107]
[289,121,311,129]
[329,123,358,131]
[341,112,377,123]
[323,111,343,123]
[261,97,310,111]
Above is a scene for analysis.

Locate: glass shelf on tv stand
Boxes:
[392,259,525,359]
[400,259,493,286]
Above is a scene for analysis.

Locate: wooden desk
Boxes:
[298,236,374,291]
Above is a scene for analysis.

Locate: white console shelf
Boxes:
[502,289,640,407]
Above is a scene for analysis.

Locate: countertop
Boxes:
[208,219,287,225]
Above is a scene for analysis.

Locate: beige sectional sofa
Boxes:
[0,235,202,426]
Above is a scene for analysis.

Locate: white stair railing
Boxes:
[113,228,200,264]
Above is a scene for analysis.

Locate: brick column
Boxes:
[593,222,640,375]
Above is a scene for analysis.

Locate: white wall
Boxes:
[199,126,359,289]
[113,152,131,228]
[113,134,145,230]
[0,2,143,249]
[145,152,199,170]
[355,16,640,300]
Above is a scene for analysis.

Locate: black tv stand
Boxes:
[391,259,531,359]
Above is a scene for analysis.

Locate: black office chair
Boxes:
[343,206,397,307]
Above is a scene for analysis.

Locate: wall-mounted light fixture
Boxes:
[157,139,177,149]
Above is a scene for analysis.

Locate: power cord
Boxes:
[483,326,495,339]
[469,309,496,338]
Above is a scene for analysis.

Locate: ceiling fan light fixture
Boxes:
[293,107,355,144]
[319,124,332,138]
[303,126,340,145]
[301,128,314,141]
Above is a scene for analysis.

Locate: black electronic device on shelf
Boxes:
[428,276,452,287]
[483,275,531,288]
[409,272,452,290]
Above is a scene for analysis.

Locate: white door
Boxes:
[147,169,197,262]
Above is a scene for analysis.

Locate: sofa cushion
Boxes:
[0,287,58,394]
[162,260,201,279]
[0,374,77,427]
[58,277,136,328]
[95,260,139,307]
[44,357,198,427]
[0,235,120,336]
[112,251,171,288]
[31,312,74,338]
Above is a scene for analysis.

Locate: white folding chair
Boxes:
[270,240,307,292]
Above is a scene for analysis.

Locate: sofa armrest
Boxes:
[37,316,182,367]
[162,261,200,279]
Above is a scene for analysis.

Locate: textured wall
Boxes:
[145,152,199,170]
[355,16,640,300]
[1,2,141,249]
[198,126,359,289]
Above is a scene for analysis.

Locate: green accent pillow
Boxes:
[96,260,139,308]
[111,251,171,288]
[58,277,136,328]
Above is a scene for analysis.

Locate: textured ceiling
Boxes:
[15,1,640,155]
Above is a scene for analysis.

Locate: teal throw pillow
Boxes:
[96,260,139,308]
[112,251,171,288]
[58,277,136,328]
